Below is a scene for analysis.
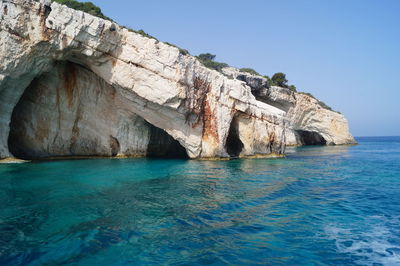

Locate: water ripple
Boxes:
[0,137,399,265]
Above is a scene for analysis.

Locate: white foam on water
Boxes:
[324,217,400,266]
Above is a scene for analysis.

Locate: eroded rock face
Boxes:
[222,67,356,146]
[0,0,354,160]
[9,62,153,159]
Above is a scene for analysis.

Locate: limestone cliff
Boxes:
[222,67,356,146]
[0,0,355,160]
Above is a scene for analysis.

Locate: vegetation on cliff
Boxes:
[52,0,111,20]
[270,72,297,92]
[196,54,229,72]
[239,68,260,76]
[195,52,336,111]
[164,42,190,56]
[196,54,298,91]
[50,0,189,55]
[49,0,334,112]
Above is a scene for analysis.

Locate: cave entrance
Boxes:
[225,116,244,158]
[295,130,326,145]
[146,124,188,159]
[7,61,189,160]
[8,77,41,160]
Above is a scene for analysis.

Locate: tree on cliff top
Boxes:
[197,53,216,61]
[196,53,228,72]
[271,72,288,88]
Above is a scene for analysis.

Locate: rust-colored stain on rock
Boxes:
[185,77,211,127]
[202,97,219,144]
[63,62,77,107]
[39,3,53,41]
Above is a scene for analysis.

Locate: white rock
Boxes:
[0,0,355,160]
[222,69,356,146]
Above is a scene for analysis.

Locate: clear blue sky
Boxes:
[90,0,399,136]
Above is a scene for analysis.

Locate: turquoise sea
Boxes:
[0,136,399,265]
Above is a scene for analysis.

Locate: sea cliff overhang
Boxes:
[0,0,355,161]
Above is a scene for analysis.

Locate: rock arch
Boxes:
[7,61,189,159]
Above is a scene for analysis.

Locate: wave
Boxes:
[324,216,400,265]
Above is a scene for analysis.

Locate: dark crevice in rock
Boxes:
[43,4,52,18]
[226,116,244,158]
[235,73,293,112]
[109,136,120,156]
[295,130,327,145]
[146,124,188,159]
[8,78,41,160]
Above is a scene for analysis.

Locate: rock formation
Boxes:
[0,0,355,160]
[222,67,356,146]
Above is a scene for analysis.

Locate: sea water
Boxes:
[0,137,399,265]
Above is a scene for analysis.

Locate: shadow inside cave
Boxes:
[295,130,327,145]
[225,116,244,158]
[146,124,188,159]
[7,61,188,160]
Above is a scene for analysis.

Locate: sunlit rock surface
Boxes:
[222,67,356,146]
[0,0,355,160]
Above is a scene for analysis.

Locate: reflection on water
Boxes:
[286,144,352,157]
[0,137,400,265]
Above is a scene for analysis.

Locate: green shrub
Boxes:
[135,29,158,41]
[261,75,272,86]
[269,73,297,91]
[239,68,260,76]
[164,42,190,55]
[263,75,271,81]
[319,100,334,111]
[197,53,216,61]
[271,72,288,87]
[196,53,229,72]
[179,48,190,56]
[52,0,111,21]
[124,27,160,42]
